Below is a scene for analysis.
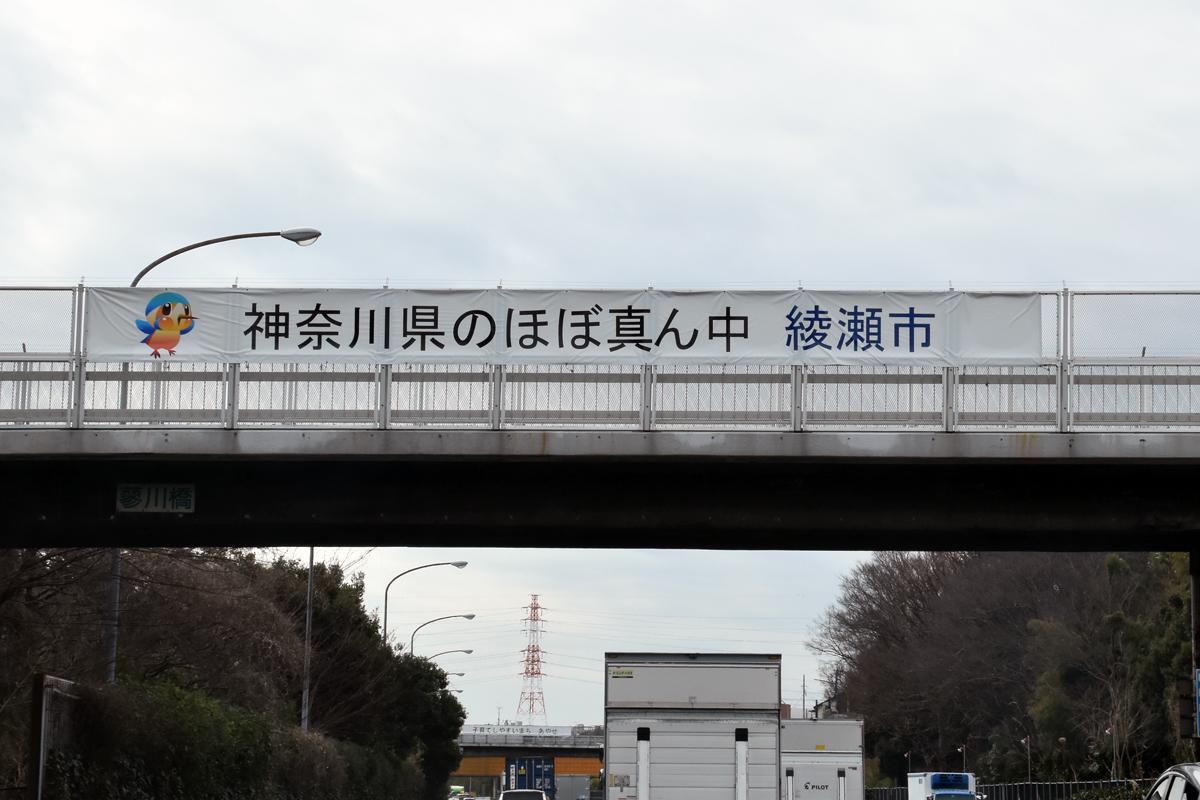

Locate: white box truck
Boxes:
[604,653,782,800]
[907,773,977,800]
[780,718,863,800]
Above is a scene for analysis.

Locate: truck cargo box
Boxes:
[604,653,782,800]
[780,719,864,800]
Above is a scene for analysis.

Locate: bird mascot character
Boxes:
[136,292,197,357]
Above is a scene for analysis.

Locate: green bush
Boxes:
[43,681,422,800]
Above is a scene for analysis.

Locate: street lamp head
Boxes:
[281,228,322,246]
[462,649,474,654]
[452,561,468,569]
[463,613,476,620]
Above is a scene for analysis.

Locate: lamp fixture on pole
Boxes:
[130,228,321,287]
[381,561,468,648]
[429,649,474,660]
[410,614,475,655]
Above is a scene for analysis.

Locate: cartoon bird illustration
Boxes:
[136,292,197,357]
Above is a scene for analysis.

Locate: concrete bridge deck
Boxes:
[6,427,1200,461]
[5,428,1199,549]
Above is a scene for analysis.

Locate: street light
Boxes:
[1008,703,1033,785]
[1104,725,1116,779]
[446,672,465,677]
[956,744,967,772]
[104,228,321,691]
[429,649,474,660]
[410,614,475,655]
[130,228,322,287]
[381,561,468,647]
[1019,736,1032,784]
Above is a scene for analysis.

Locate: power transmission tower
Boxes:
[516,594,547,725]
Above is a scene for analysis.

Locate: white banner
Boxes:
[463,724,575,737]
[83,288,1046,365]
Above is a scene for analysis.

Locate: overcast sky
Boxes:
[4,1,1200,288]
[289,547,864,726]
[5,0,1193,723]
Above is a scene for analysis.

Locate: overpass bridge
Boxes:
[3,286,1200,546]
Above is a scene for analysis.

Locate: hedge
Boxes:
[43,681,423,800]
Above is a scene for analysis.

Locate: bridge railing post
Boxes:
[1058,288,1072,433]
[640,364,655,431]
[942,366,958,432]
[378,364,391,430]
[225,363,240,429]
[791,366,805,432]
[490,365,505,430]
[70,285,86,429]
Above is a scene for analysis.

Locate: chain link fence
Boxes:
[3,287,1200,431]
[868,779,1155,800]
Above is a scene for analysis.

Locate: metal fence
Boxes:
[868,780,1156,800]
[25,674,81,800]
[3,288,1200,431]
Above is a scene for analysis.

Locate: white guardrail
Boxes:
[4,287,1200,432]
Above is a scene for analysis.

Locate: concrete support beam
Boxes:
[6,428,1200,463]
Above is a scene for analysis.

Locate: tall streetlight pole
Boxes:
[105,227,321,687]
[1105,725,1116,779]
[429,649,474,660]
[1008,703,1033,786]
[957,744,967,773]
[410,614,475,655]
[381,561,468,648]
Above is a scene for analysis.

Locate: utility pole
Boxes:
[301,546,314,732]
[102,549,120,683]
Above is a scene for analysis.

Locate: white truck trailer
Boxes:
[780,718,864,800]
[907,773,978,800]
[604,653,782,800]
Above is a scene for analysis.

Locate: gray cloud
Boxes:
[4,1,1200,287]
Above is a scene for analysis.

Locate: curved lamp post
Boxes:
[429,649,474,660]
[410,614,475,655]
[381,561,468,647]
[105,227,321,695]
[130,228,321,287]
